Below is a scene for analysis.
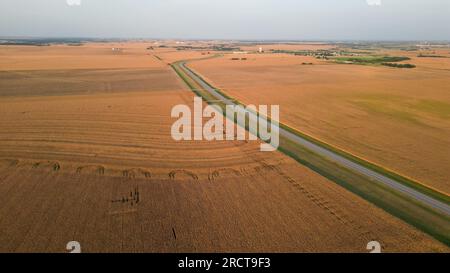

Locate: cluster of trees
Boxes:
[339,56,411,64]
[381,63,416,68]
[212,46,240,51]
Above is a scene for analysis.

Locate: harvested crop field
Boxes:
[154,50,215,64]
[190,52,450,194]
[0,44,183,97]
[0,43,166,70]
[0,44,448,252]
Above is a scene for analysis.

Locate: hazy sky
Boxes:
[0,0,449,40]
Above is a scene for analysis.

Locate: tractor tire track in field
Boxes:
[168,169,199,181]
[208,168,242,182]
[122,168,151,180]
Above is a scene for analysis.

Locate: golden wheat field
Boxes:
[0,43,448,252]
[190,50,450,194]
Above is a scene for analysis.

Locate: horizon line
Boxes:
[1,36,450,43]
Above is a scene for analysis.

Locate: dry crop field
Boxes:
[190,46,450,194]
[0,43,447,252]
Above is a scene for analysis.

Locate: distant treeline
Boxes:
[381,62,416,68]
[417,53,448,58]
[173,45,240,52]
[0,40,50,46]
[176,46,210,51]
[0,38,126,46]
[211,46,240,51]
[336,56,411,64]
